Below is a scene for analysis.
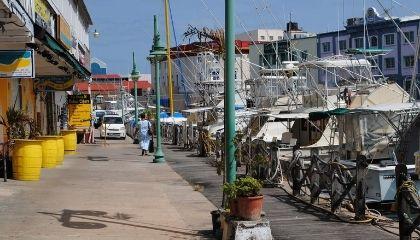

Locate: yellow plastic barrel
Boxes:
[56,137,65,165]
[12,140,43,181]
[61,130,77,152]
[35,136,58,168]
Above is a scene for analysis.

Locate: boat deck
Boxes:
[163,144,397,240]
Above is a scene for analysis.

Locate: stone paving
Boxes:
[0,138,215,240]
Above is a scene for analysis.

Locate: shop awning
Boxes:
[35,25,90,79]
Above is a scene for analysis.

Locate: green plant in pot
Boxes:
[223,176,264,220]
[223,180,239,217]
[0,107,40,140]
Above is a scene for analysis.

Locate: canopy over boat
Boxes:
[181,107,214,114]
[309,108,350,120]
[266,113,309,120]
[345,48,392,56]
[300,56,371,68]
[356,102,419,113]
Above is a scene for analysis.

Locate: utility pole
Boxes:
[120,79,124,121]
[225,0,236,183]
[164,0,174,116]
[149,15,166,163]
[131,52,140,125]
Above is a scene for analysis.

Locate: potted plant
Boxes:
[223,181,239,217]
[0,107,42,181]
[223,176,264,220]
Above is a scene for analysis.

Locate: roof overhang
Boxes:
[34,25,91,79]
[0,0,34,43]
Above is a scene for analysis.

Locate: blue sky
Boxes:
[85,0,418,75]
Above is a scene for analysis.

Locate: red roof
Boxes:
[75,81,151,92]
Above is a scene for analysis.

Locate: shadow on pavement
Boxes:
[267,194,341,223]
[38,210,214,238]
[87,156,109,161]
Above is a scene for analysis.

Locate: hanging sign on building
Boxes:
[0,50,35,78]
[35,0,54,35]
[34,76,74,91]
[57,15,72,50]
[68,94,92,128]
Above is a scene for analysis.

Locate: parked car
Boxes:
[99,115,126,139]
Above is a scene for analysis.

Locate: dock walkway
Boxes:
[164,145,397,240]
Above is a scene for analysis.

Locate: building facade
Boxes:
[317,7,420,93]
[248,23,317,79]
[235,29,284,42]
[152,41,251,110]
[0,0,92,142]
[91,57,107,75]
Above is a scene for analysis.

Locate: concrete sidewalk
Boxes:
[0,139,215,240]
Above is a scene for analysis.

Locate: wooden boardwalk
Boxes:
[163,145,397,240]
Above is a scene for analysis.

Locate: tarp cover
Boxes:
[309,108,350,120]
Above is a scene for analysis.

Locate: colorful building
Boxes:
[0,0,92,143]
[317,7,419,95]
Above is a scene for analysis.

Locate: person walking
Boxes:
[136,113,152,156]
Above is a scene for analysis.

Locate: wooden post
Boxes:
[396,164,411,240]
[292,145,302,195]
[354,154,368,220]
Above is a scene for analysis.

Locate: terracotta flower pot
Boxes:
[229,199,239,217]
[237,195,264,220]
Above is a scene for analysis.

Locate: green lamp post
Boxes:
[131,52,140,125]
[148,15,166,163]
[225,0,236,183]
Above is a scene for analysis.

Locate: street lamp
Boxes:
[131,52,140,125]
[93,29,100,38]
[148,15,166,163]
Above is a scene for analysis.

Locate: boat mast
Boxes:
[363,0,366,52]
[164,0,174,115]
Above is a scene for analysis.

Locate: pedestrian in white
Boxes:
[136,113,152,156]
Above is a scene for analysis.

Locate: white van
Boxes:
[99,115,126,139]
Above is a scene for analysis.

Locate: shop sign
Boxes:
[68,94,91,128]
[0,50,35,78]
[67,94,91,104]
[34,76,74,91]
[58,16,72,50]
[35,0,53,34]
